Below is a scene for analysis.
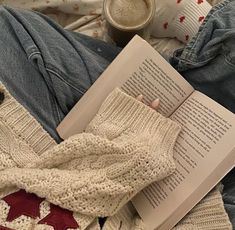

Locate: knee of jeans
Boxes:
[0,5,9,15]
[0,6,15,27]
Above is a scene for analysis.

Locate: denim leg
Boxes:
[170,0,235,227]
[170,0,235,113]
[0,6,121,142]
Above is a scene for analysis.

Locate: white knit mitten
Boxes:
[151,0,212,43]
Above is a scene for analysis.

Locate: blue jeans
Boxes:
[0,2,234,228]
[170,0,235,227]
[0,6,121,143]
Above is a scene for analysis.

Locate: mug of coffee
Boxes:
[103,0,155,47]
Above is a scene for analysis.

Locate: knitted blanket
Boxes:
[0,83,232,229]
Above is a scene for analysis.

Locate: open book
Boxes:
[57,35,235,230]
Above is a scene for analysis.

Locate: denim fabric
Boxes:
[170,0,235,227]
[170,0,235,113]
[0,6,121,143]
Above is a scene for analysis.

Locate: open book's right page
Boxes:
[132,90,235,230]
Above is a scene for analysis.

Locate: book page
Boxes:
[120,57,192,117]
[57,36,193,139]
[132,91,235,230]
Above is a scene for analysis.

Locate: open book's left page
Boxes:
[57,35,194,139]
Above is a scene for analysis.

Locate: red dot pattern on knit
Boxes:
[162,0,207,42]
[0,226,13,230]
[1,190,79,230]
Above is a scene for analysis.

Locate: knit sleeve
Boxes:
[0,88,181,217]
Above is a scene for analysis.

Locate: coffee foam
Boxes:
[109,0,150,27]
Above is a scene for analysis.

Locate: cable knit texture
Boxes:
[0,83,232,230]
[0,84,181,229]
[0,84,56,170]
[0,88,181,216]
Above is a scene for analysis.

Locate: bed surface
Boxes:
[1,0,223,57]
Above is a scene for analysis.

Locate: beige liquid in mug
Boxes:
[109,0,150,28]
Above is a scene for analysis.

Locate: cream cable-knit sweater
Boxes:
[0,83,232,230]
